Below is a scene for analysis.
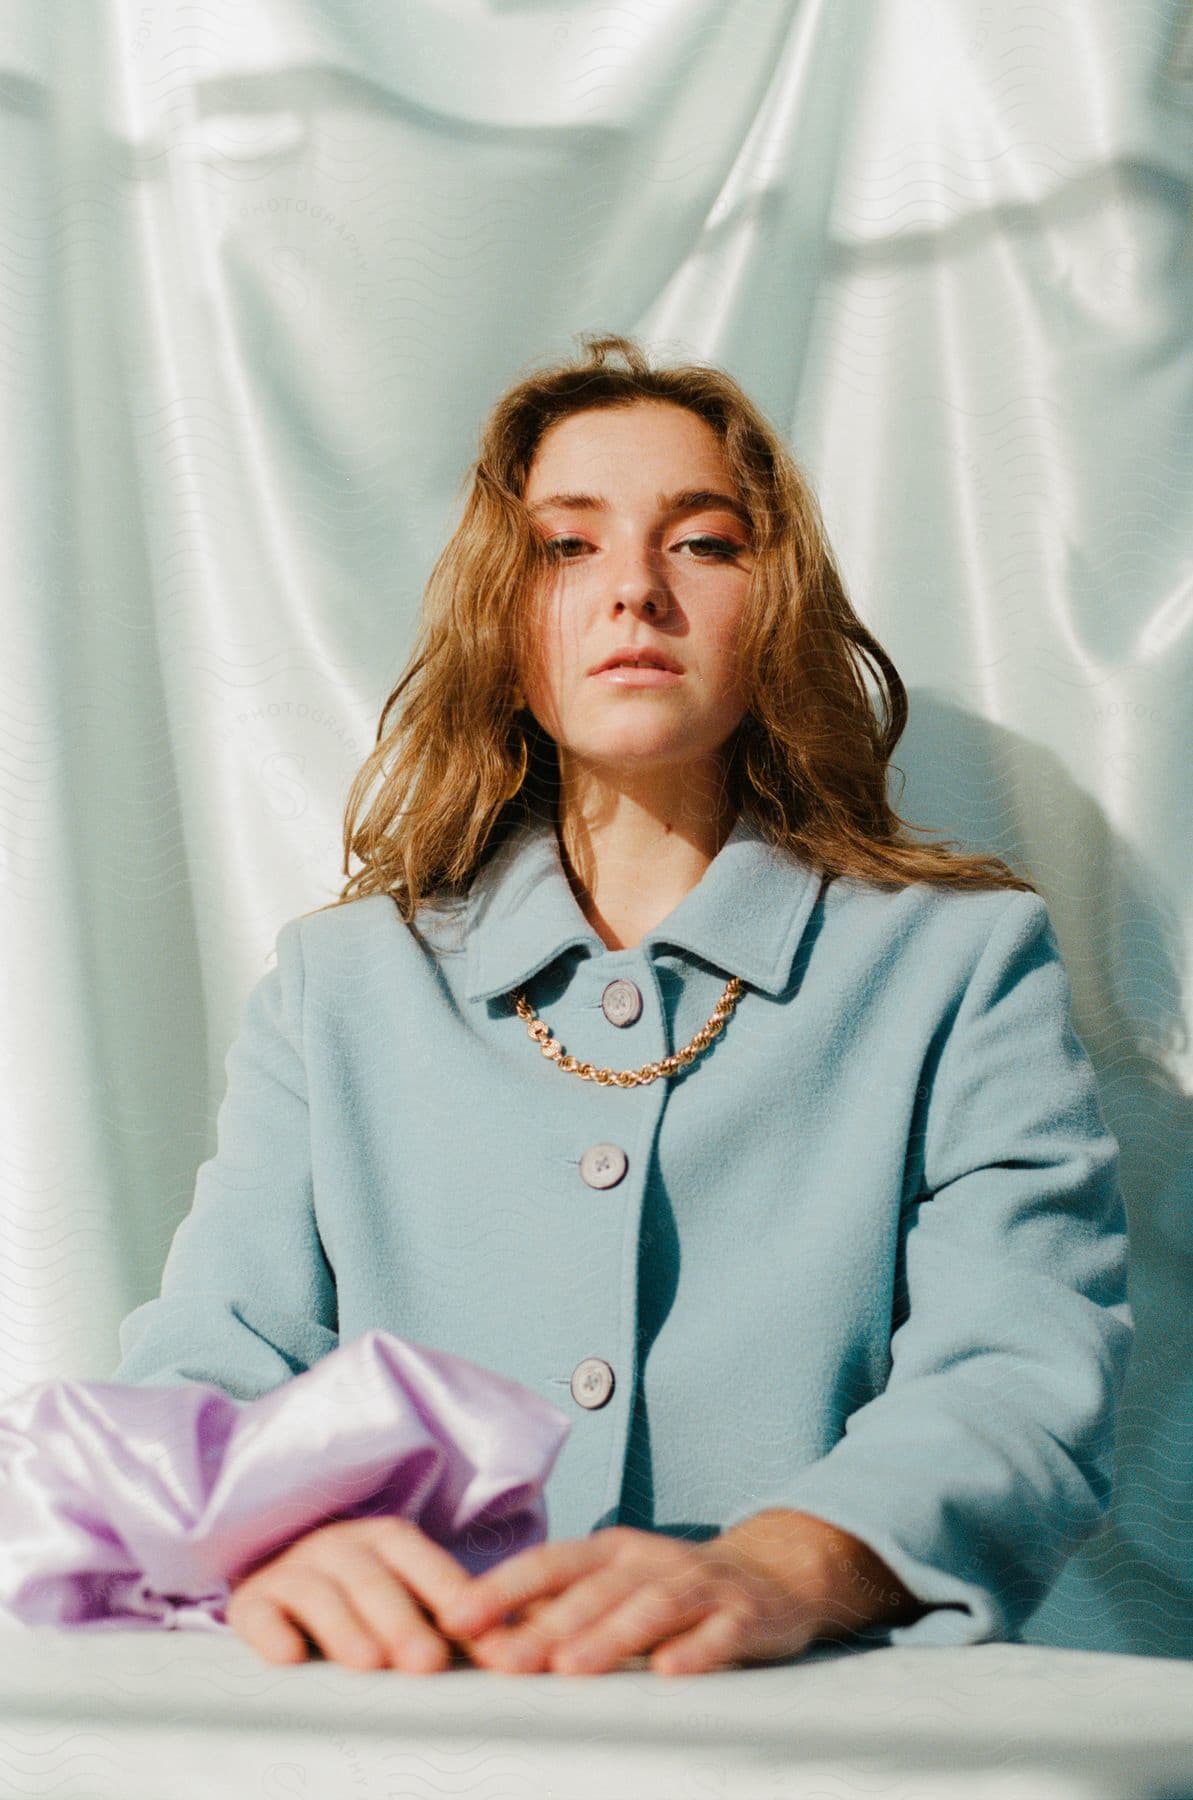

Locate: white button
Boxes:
[579,1143,628,1189]
[601,979,642,1027]
[570,1358,615,1409]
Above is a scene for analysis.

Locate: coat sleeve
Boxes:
[725,890,1134,1647]
[111,916,339,1400]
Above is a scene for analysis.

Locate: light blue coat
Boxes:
[113,808,1134,1649]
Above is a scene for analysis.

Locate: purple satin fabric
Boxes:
[0,1330,571,1631]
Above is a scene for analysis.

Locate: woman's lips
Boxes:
[590,666,683,685]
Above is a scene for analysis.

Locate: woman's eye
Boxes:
[682,536,744,561]
[545,535,743,562]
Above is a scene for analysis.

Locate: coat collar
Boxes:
[463,808,826,1003]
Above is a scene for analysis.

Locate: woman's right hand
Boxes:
[225,1515,502,1673]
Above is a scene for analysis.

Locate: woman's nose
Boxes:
[606,543,669,613]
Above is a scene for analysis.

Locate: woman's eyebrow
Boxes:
[527,488,753,532]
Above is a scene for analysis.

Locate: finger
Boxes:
[324,1541,459,1672]
[513,1564,634,1647]
[469,1565,638,1671]
[226,1588,312,1665]
[358,1517,483,1638]
[652,1595,822,1675]
[650,1607,747,1676]
[549,1577,707,1675]
[234,1568,387,1671]
[440,1538,603,1638]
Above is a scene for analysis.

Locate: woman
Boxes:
[114,333,1133,1679]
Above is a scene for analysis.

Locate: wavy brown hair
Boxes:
[309,331,1036,923]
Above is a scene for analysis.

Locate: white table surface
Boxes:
[0,1621,1191,1800]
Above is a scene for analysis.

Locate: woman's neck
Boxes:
[556,792,739,952]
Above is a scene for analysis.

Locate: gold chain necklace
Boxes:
[511,976,743,1088]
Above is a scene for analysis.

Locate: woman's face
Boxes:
[519,400,755,788]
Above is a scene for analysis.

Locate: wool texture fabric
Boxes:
[108,808,1134,1649]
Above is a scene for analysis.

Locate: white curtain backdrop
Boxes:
[2,0,1190,1659]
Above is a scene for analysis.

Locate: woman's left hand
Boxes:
[433,1520,840,1676]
